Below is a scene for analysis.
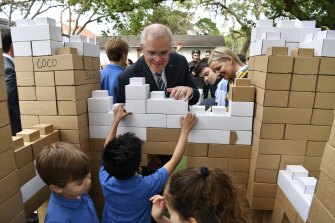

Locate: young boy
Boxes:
[36,142,100,223]
[100,104,197,223]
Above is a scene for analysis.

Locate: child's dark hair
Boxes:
[164,167,251,223]
[102,132,142,180]
[36,142,90,188]
[194,58,209,80]
[1,29,12,53]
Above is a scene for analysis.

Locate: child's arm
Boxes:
[150,195,172,223]
[163,113,197,175]
[104,104,132,147]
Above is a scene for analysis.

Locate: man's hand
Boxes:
[167,86,193,101]
[113,104,132,123]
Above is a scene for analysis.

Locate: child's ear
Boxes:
[186,218,198,223]
[49,185,64,194]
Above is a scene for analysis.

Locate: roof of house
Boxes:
[96,35,225,48]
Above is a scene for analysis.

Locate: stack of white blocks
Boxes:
[277,165,317,222]
[11,17,64,56]
[88,77,254,145]
[299,30,335,57]
[250,19,331,56]
[64,35,100,57]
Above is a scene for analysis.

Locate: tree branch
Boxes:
[32,4,65,19]
[208,1,247,26]
[73,0,92,34]
[23,0,37,19]
[73,12,99,35]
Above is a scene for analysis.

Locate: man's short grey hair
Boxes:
[140,23,173,49]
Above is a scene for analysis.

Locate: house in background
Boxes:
[96,35,225,65]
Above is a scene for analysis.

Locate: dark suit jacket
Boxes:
[116,53,200,105]
[4,56,22,135]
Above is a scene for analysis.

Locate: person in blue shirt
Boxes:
[101,37,129,101]
[36,142,100,223]
[99,104,197,223]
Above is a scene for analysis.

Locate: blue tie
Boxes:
[155,73,166,91]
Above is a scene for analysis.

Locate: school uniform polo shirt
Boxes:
[45,192,100,223]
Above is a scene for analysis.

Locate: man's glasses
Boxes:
[143,48,170,59]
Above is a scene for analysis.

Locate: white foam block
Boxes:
[208,114,253,131]
[21,174,46,203]
[13,41,32,56]
[32,40,64,56]
[15,19,35,27]
[11,25,62,42]
[92,90,109,98]
[295,20,316,28]
[277,170,296,195]
[277,27,300,42]
[297,177,317,194]
[228,101,254,117]
[167,114,208,129]
[146,98,188,115]
[235,131,252,145]
[89,111,127,127]
[70,35,88,42]
[285,42,299,56]
[299,39,335,57]
[34,17,56,26]
[286,165,309,180]
[188,130,230,144]
[251,27,277,42]
[250,39,286,56]
[88,97,113,113]
[299,27,321,42]
[64,42,100,57]
[126,114,166,128]
[129,77,146,85]
[117,127,147,140]
[211,106,227,115]
[150,91,165,99]
[190,105,207,115]
[125,99,146,114]
[89,125,109,138]
[317,30,335,40]
[126,84,150,100]
[88,37,96,44]
[277,20,295,27]
[261,32,281,40]
[256,20,273,28]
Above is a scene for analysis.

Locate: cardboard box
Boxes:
[187,157,229,169]
[39,113,88,130]
[0,125,14,153]
[267,47,288,56]
[147,128,181,142]
[32,124,53,135]
[12,136,24,149]
[57,99,87,115]
[284,124,331,141]
[84,56,93,70]
[23,186,50,218]
[36,86,56,101]
[185,143,208,157]
[57,47,78,55]
[0,75,7,101]
[275,188,299,222]
[317,75,335,92]
[60,127,89,144]
[73,141,90,155]
[293,57,320,74]
[329,115,335,148]
[306,141,326,157]
[320,143,335,182]
[56,83,100,100]
[279,155,305,169]
[208,144,251,158]
[0,170,19,205]
[247,196,275,210]
[256,87,289,107]
[55,70,100,85]
[308,196,335,223]
[0,101,10,127]
[311,109,334,125]
[253,119,285,139]
[319,57,335,75]
[35,71,55,86]
[228,158,250,171]
[31,130,60,158]
[14,57,34,72]
[247,181,277,197]
[228,171,248,184]
[16,129,40,142]
[33,54,84,71]
[228,85,255,102]
[288,92,315,109]
[18,161,36,186]
[253,135,307,155]
[248,56,255,70]
[254,169,278,183]
[252,151,280,169]
[291,75,317,92]
[20,115,39,129]
[92,57,101,70]
[0,192,24,223]
[235,78,251,86]
[19,101,58,115]
[14,144,33,169]
[315,172,335,216]
[255,104,312,124]
[291,48,314,57]
[253,55,293,73]
[16,71,35,86]
[304,156,322,172]
[9,210,26,223]
[17,86,36,101]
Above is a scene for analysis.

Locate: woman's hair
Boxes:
[164,167,251,223]
[208,47,244,67]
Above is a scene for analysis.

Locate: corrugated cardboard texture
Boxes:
[208,144,251,158]
[0,170,20,206]
[57,99,88,115]
[0,192,24,223]
[19,101,58,115]
[16,129,40,142]
[187,157,229,169]
[14,144,33,169]
[267,47,288,56]
[34,71,55,86]
[12,136,24,149]
[320,143,335,182]
[284,125,331,141]
[32,124,54,135]
[308,195,335,223]
[24,185,50,218]
[20,115,40,129]
[61,127,89,144]
[253,119,285,140]
[315,172,335,216]
[32,54,84,71]
[254,55,293,73]
[0,149,18,180]
[311,109,334,125]
[293,57,320,74]
[319,57,335,75]
[291,48,314,57]
[0,101,10,127]
[39,113,88,130]
[291,75,317,92]
[256,87,289,107]
[18,161,36,186]
[0,125,14,153]
[229,85,255,102]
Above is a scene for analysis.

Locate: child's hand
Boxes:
[180,113,197,134]
[113,104,132,122]
[150,195,166,221]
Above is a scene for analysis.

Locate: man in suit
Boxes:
[2,30,22,135]
[116,23,200,105]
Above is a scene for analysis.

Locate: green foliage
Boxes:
[194,18,220,35]
[264,0,335,29]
